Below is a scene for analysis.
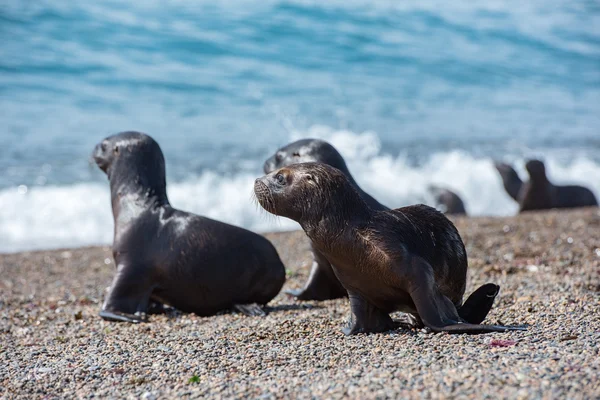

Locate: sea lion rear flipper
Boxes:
[432,323,526,333]
[286,248,347,301]
[410,285,525,333]
[457,283,499,324]
[100,263,153,323]
[233,303,266,317]
[342,291,395,335]
[408,260,526,334]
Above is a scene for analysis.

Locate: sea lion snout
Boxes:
[92,140,111,173]
[254,177,276,214]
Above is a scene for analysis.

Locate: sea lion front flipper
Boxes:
[286,248,347,301]
[458,283,499,324]
[233,303,266,317]
[342,291,395,335]
[100,263,154,323]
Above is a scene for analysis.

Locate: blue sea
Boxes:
[1,0,599,252]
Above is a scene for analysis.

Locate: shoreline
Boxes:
[1,208,599,398]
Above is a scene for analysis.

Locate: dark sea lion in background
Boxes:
[495,159,598,212]
[263,138,388,301]
[254,163,524,335]
[519,160,598,212]
[428,185,467,215]
[494,162,523,202]
[93,131,285,322]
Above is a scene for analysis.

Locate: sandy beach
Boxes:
[1,208,599,399]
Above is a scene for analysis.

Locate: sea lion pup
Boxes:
[263,138,387,301]
[494,162,523,202]
[428,185,467,215]
[519,160,598,212]
[254,163,525,334]
[93,131,285,323]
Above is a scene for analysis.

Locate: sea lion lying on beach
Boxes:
[254,163,524,335]
[93,131,285,322]
[495,160,598,212]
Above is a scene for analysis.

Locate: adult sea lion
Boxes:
[254,163,525,335]
[496,160,598,212]
[93,131,285,322]
[264,139,387,301]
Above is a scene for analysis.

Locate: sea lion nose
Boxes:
[90,143,101,164]
[254,176,272,194]
[254,176,266,188]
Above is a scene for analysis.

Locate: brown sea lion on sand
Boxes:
[254,163,525,334]
[93,131,285,322]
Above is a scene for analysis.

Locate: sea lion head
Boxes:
[93,131,167,197]
[93,131,164,177]
[254,162,363,225]
[525,159,547,181]
[263,139,350,174]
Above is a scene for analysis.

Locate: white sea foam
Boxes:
[1,128,599,253]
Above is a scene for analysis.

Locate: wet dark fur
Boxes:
[254,163,524,335]
[94,131,285,322]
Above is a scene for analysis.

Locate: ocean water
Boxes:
[1,0,599,252]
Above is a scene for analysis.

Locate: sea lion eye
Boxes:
[275,173,286,185]
[101,142,108,152]
[114,146,120,155]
